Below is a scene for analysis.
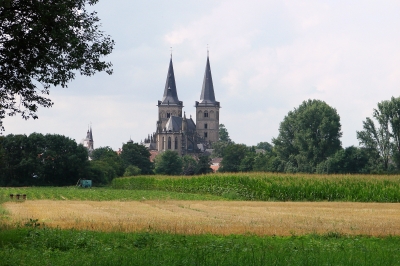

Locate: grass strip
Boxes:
[0,187,226,201]
[0,227,399,266]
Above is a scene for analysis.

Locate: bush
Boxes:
[124,165,141,176]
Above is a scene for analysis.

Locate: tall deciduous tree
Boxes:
[212,124,232,158]
[0,0,114,127]
[218,124,232,143]
[273,99,342,172]
[357,96,400,170]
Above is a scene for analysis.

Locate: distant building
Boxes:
[142,53,220,156]
[82,125,94,154]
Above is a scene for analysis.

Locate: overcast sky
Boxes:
[3,0,400,150]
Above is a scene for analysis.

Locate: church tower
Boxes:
[195,53,220,145]
[157,56,183,132]
[83,125,94,152]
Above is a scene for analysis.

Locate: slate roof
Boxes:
[165,116,182,132]
[199,56,218,105]
[187,117,196,131]
[143,142,157,150]
[165,115,197,132]
[161,58,180,105]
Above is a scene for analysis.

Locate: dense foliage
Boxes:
[89,146,124,184]
[0,133,88,186]
[0,0,114,127]
[0,137,156,187]
[273,99,342,172]
[357,96,400,171]
[219,144,248,172]
[154,151,212,175]
[154,150,182,175]
[214,98,400,174]
[120,142,153,174]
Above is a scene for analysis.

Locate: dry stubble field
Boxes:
[4,200,400,236]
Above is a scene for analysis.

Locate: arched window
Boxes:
[204,111,209,118]
[175,137,178,149]
[168,137,171,149]
[209,110,214,118]
[162,137,165,149]
[204,123,208,129]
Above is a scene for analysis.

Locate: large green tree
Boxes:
[0,0,114,127]
[357,96,400,170]
[120,142,153,174]
[154,150,182,175]
[90,146,124,183]
[0,133,89,186]
[272,99,342,172]
[219,144,248,172]
[196,155,212,174]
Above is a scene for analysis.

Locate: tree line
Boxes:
[2,96,400,186]
[216,97,400,174]
[0,135,212,186]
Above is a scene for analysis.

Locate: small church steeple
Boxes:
[83,124,94,152]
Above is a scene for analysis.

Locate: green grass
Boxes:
[112,173,400,202]
[0,187,226,201]
[0,227,399,266]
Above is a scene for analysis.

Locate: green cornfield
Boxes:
[112,173,400,202]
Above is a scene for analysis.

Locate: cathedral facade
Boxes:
[143,54,220,156]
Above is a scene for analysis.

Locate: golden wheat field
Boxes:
[4,200,400,236]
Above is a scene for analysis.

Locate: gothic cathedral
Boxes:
[143,54,220,156]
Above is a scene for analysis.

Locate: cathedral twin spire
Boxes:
[200,55,216,104]
[160,53,217,106]
[161,57,180,105]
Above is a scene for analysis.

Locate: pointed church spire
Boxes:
[200,53,216,104]
[89,125,93,141]
[161,57,180,104]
